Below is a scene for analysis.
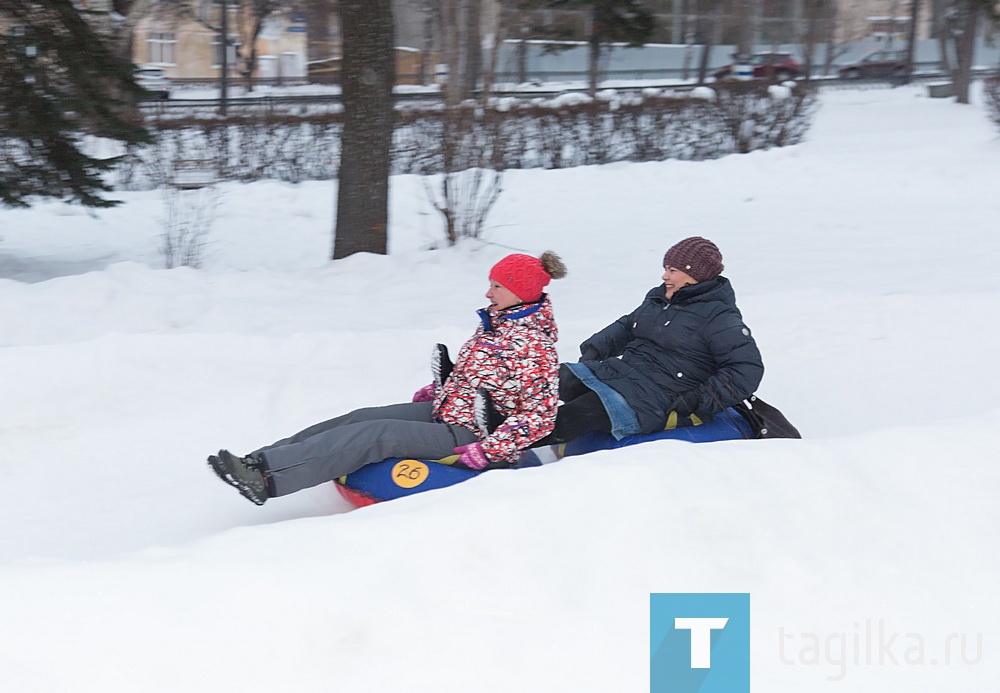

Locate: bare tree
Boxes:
[113,0,154,58]
[734,0,758,78]
[333,0,395,258]
[542,1,654,97]
[935,0,954,74]
[437,0,461,103]
[903,0,922,82]
[162,159,220,269]
[945,0,983,103]
[419,0,513,245]
[511,2,532,84]
[821,2,865,76]
[420,109,506,245]
[437,0,484,104]
[887,0,901,51]
[585,1,655,96]
[418,0,437,86]
[938,0,1000,103]
[497,0,551,86]
[482,1,512,96]
[681,0,695,81]
[236,0,289,92]
[696,1,722,86]
[800,0,829,82]
[464,0,483,95]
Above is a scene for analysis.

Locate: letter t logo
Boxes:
[674,617,729,668]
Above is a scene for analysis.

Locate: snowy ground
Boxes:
[1,83,998,691]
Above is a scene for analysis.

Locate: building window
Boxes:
[212,34,240,68]
[148,32,176,64]
[868,16,910,42]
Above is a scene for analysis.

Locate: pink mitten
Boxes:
[412,383,436,403]
[454,442,490,470]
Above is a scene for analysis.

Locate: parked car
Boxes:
[134,66,171,99]
[713,52,803,81]
[838,50,907,79]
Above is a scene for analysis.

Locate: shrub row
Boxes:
[117,82,819,190]
[983,76,1000,132]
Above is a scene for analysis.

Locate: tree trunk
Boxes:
[481,3,509,100]
[114,0,152,59]
[952,0,981,104]
[587,7,600,97]
[887,0,900,51]
[243,21,262,93]
[681,0,697,81]
[333,0,395,259]
[516,21,528,84]
[903,0,921,83]
[931,0,951,72]
[736,0,757,74]
[220,0,229,116]
[464,0,482,96]
[439,0,465,105]
[696,4,720,86]
[421,3,435,87]
[823,1,838,75]
[801,0,822,82]
[938,30,952,74]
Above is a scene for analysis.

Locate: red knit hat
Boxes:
[662,237,724,282]
[489,251,566,303]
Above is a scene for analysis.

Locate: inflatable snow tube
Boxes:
[335,408,751,507]
[556,406,753,458]
[334,451,545,508]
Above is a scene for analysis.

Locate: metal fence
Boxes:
[141,67,1000,121]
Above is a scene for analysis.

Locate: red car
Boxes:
[713,52,803,81]
[838,50,907,79]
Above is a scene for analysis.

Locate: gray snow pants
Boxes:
[251,401,480,497]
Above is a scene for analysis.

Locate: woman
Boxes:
[542,237,763,445]
[209,251,567,505]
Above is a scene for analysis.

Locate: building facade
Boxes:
[132,2,307,81]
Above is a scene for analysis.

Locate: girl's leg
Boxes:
[254,401,435,453]
[255,415,479,497]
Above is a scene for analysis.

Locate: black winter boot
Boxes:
[432,343,453,388]
[208,450,270,506]
[473,388,505,436]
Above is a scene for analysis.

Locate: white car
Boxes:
[134,66,171,99]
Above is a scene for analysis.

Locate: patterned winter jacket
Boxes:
[433,296,559,464]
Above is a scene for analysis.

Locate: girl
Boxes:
[209,251,566,505]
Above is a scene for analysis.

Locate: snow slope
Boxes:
[0,83,998,691]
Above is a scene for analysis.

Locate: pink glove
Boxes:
[412,383,436,403]
[454,442,490,470]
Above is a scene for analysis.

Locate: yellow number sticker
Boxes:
[391,459,429,489]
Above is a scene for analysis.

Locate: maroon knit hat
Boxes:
[489,252,566,303]
[662,237,724,282]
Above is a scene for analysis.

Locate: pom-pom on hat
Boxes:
[662,237,724,283]
[489,251,567,303]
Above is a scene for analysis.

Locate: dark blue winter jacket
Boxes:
[570,276,764,437]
